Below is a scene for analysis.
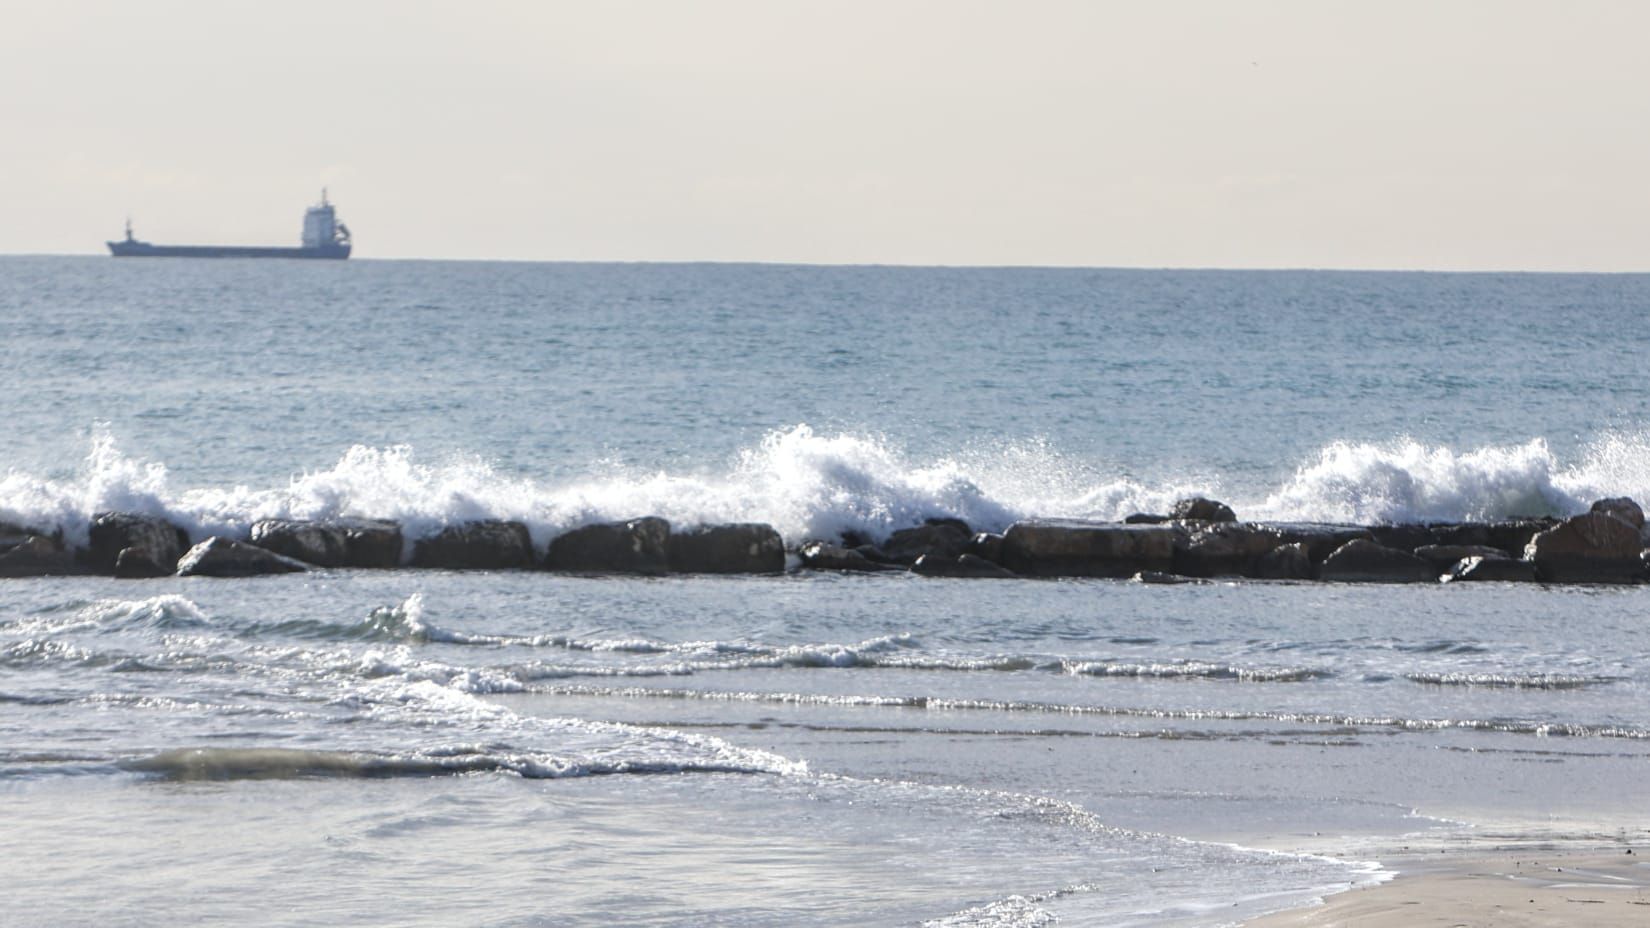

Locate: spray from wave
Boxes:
[3,425,1648,549]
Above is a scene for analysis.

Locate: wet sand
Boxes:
[1248,849,1650,926]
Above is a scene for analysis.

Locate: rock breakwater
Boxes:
[2,498,1647,584]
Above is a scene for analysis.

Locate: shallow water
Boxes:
[3,258,1649,925]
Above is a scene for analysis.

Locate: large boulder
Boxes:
[1524,511,1646,584]
[1590,497,1645,530]
[911,553,1017,579]
[1366,523,1441,552]
[1319,539,1439,583]
[0,531,78,577]
[1170,497,1237,523]
[667,523,784,574]
[1172,522,1285,577]
[1000,520,1186,578]
[1445,556,1539,583]
[176,537,309,577]
[249,518,403,568]
[880,518,973,564]
[544,517,670,574]
[0,521,37,547]
[1426,519,1557,556]
[1265,523,1375,563]
[410,520,534,570]
[798,542,902,572]
[84,512,190,578]
[1412,544,1510,571]
[1252,541,1313,580]
[966,532,1006,565]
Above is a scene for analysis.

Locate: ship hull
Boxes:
[107,241,351,259]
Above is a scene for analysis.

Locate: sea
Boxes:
[2,257,1648,926]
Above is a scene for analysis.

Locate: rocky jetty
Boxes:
[3,495,1648,585]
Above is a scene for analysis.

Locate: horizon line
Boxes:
[4,250,1647,276]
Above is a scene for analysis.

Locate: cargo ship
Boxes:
[108,191,352,259]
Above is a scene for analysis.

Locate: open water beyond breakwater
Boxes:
[3,258,1649,925]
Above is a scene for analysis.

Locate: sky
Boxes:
[4,1,1648,269]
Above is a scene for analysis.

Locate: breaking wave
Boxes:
[122,744,793,782]
[543,684,1650,740]
[1404,671,1618,690]
[4,426,1649,549]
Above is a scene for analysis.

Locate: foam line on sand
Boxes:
[1246,849,1650,927]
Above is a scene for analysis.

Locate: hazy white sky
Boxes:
[4,1,1647,268]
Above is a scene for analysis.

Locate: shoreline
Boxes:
[1247,847,1650,926]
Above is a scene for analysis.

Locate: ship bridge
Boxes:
[302,189,350,248]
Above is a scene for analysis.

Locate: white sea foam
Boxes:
[5,426,1650,550]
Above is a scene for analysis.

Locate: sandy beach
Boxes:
[1248,849,1650,927]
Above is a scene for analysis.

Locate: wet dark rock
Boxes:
[0,521,45,547]
[1170,497,1237,523]
[1590,497,1645,530]
[1265,523,1375,563]
[965,532,1005,564]
[411,520,535,570]
[1470,519,1558,555]
[1366,523,1440,552]
[838,529,876,550]
[1524,511,1646,584]
[912,553,1017,579]
[1251,541,1313,580]
[249,518,404,568]
[1379,521,1539,552]
[114,547,172,579]
[0,533,79,577]
[798,542,902,572]
[1446,555,1539,583]
[1000,520,1186,578]
[176,536,310,577]
[667,523,785,574]
[852,544,903,565]
[1412,544,1511,571]
[881,519,973,564]
[1172,523,1285,577]
[543,517,670,574]
[1319,539,1439,583]
[85,512,189,576]
[1124,513,1171,525]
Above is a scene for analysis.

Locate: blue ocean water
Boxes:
[2,257,1649,926]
